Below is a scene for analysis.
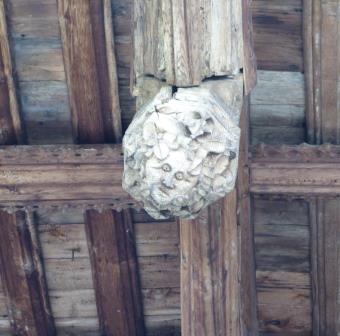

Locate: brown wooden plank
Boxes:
[250,144,340,195]
[2,143,340,207]
[0,211,55,335]
[133,0,244,87]
[0,0,24,144]
[85,210,144,335]
[180,195,241,336]
[238,97,258,334]
[243,0,257,94]
[252,0,303,72]
[0,2,55,335]
[303,1,340,333]
[57,1,145,335]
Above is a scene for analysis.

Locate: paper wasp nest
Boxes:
[123,86,241,219]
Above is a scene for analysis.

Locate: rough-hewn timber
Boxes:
[251,144,340,195]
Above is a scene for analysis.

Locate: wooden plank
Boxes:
[250,144,340,195]
[0,3,56,335]
[0,0,24,144]
[58,0,122,143]
[310,198,340,335]
[57,1,145,335]
[237,97,258,334]
[3,144,340,207]
[252,0,303,72]
[250,71,305,145]
[0,211,56,335]
[243,0,257,94]
[303,1,340,334]
[180,195,241,336]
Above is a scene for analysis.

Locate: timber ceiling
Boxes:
[1,0,339,335]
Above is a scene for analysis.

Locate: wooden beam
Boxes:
[58,0,122,144]
[0,211,55,335]
[1,143,340,208]
[133,0,244,87]
[0,144,135,211]
[0,2,55,335]
[0,0,24,144]
[250,144,340,195]
[180,195,241,336]
[304,1,340,334]
[58,1,145,335]
[237,97,258,334]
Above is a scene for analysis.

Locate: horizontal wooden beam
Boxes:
[250,144,340,196]
[0,144,138,212]
[0,143,340,213]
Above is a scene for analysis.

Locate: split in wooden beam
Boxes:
[58,1,145,335]
[0,2,55,335]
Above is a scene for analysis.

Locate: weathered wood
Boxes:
[3,143,340,208]
[309,199,340,335]
[58,1,145,335]
[303,1,340,334]
[58,0,122,143]
[243,0,257,94]
[0,144,135,211]
[254,198,312,335]
[250,144,340,195]
[250,70,305,145]
[85,210,144,335]
[133,0,243,87]
[0,0,24,144]
[180,196,241,336]
[0,3,55,335]
[237,97,258,334]
[0,211,55,335]
[252,0,303,72]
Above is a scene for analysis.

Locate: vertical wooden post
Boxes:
[133,1,257,335]
[0,2,55,335]
[304,0,340,334]
[58,1,145,335]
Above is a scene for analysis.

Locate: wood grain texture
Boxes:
[85,210,144,336]
[8,0,72,144]
[133,0,243,87]
[304,2,340,334]
[250,71,305,145]
[180,195,241,336]
[0,3,55,335]
[310,199,340,336]
[58,1,145,334]
[0,0,24,144]
[304,0,340,145]
[57,0,122,143]
[250,144,340,195]
[238,98,258,335]
[254,199,312,335]
[243,0,257,94]
[0,211,56,336]
[252,0,303,72]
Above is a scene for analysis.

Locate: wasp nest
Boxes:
[123,86,241,219]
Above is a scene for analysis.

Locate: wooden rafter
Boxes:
[57,1,145,334]
[303,1,340,334]
[0,2,55,335]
